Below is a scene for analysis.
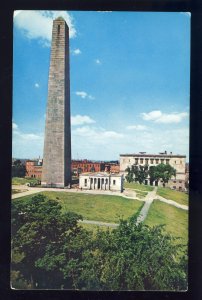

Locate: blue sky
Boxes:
[13,11,190,161]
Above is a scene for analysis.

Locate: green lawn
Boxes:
[12,177,40,186]
[144,200,188,245]
[124,181,154,192]
[17,191,144,223]
[157,187,188,206]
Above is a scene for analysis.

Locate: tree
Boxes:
[125,165,149,184]
[12,194,187,290]
[153,163,176,187]
[11,194,85,288]
[12,159,26,177]
[148,165,156,185]
[125,166,134,183]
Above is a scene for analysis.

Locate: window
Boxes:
[140,158,143,164]
[173,186,176,189]
[156,159,159,164]
[58,25,60,34]
[150,159,154,164]
[135,158,138,164]
[145,159,149,165]
[113,180,116,185]
[84,179,87,187]
[166,159,169,165]
[173,180,176,183]
[179,181,182,183]
[161,159,164,164]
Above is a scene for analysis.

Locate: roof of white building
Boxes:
[80,172,123,177]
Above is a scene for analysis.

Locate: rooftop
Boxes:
[80,172,123,177]
[120,152,186,158]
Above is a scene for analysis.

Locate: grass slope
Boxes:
[17,191,144,223]
[157,187,188,206]
[144,200,188,245]
[124,182,154,192]
[12,177,39,185]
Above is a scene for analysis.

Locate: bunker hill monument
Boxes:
[41,17,71,188]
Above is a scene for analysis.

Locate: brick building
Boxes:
[25,159,121,180]
[25,159,43,179]
[72,159,105,176]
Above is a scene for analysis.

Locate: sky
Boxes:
[13,10,190,161]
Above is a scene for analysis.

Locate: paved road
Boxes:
[11,185,123,199]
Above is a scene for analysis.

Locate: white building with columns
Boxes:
[79,172,124,192]
[120,151,186,191]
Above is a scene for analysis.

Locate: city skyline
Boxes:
[13,11,190,161]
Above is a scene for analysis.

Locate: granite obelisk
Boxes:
[42,17,71,188]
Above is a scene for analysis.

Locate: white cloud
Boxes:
[12,122,44,158]
[122,127,189,159]
[126,125,147,131]
[95,59,101,65]
[73,126,123,141]
[180,12,191,18]
[71,115,96,126]
[75,91,87,99]
[141,110,188,124]
[88,95,95,100]
[13,129,43,141]
[75,91,95,100]
[72,48,81,55]
[141,110,162,121]
[14,10,76,46]
[12,122,18,130]
[35,83,40,88]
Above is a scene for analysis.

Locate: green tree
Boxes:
[12,159,26,177]
[12,194,187,290]
[11,194,85,288]
[125,166,134,183]
[126,165,149,184]
[153,163,176,187]
[148,165,156,185]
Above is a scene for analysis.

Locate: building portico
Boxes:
[79,172,124,192]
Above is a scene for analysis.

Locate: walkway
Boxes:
[135,187,157,225]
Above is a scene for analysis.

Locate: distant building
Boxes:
[104,162,120,173]
[25,159,43,179]
[79,172,124,192]
[120,151,186,191]
[72,159,105,175]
